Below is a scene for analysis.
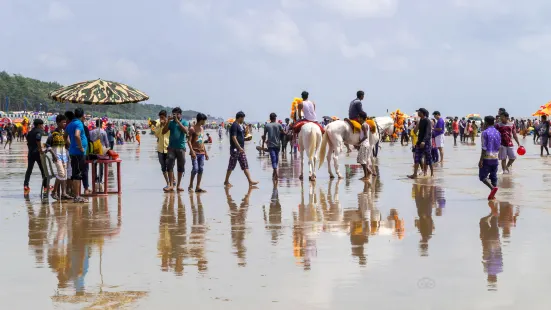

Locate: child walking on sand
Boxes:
[356,112,375,179]
[479,116,501,200]
[188,113,209,193]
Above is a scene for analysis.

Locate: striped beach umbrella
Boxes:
[48,79,149,105]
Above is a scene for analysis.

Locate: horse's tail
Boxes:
[309,127,317,162]
[318,131,328,169]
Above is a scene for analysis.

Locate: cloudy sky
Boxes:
[2,0,551,120]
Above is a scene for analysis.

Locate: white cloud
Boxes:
[340,42,376,59]
[378,56,408,71]
[180,0,211,19]
[226,10,306,57]
[38,53,70,69]
[320,0,398,19]
[517,33,551,55]
[114,58,142,80]
[47,2,74,21]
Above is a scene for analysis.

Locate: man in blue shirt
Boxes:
[162,107,189,192]
[224,111,258,187]
[65,108,88,203]
[432,111,445,162]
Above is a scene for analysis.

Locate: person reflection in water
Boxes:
[157,195,187,276]
[480,201,503,290]
[226,187,253,267]
[263,181,283,245]
[413,184,434,256]
[189,193,208,272]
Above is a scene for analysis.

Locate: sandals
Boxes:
[188,187,194,193]
[73,197,89,203]
[51,193,60,200]
[163,187,174,192]
[195,188,207,193]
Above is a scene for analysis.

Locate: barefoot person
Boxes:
[162,107,189,192]
[154,110,172,190]
[65,108,89,203]
[408,108,432,179]
[45,114,71,200]
[262,112,283,180]
[356,112,375,179]
[479,116,501,200]
[188,113,209,193]
[432,111,444,162]
[495,111,520,174]
[224,111,258,187]
[539,115,550,156]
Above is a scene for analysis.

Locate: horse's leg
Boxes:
[312,133,321,180]
[327,146,334,178]
[299,135,305,181]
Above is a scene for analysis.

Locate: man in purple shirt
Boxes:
[479,115,501,200]
[432,111,445,162]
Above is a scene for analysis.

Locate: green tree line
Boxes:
[0,71,214,120]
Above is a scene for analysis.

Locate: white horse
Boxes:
[318,117,394,179]
[298,123,322,181]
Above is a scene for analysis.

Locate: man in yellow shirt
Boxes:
[154,110,173,190]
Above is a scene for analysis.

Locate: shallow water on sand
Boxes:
[1,132,551,309]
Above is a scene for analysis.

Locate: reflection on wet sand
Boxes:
[479,201,503,291]
[293,184,320,270]
[226,187,253,267]
[26,197,122,294]
[157,194,209,275]
[263,182,283,245]
[413,184,435,257]
[23,196,138,308]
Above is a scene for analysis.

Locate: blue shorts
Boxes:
[191,154,205,175]
[479,159,498,187]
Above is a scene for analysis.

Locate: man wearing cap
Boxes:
[408,108,433,179]
[432,111,445,162]
[263,112,284,180]
[23,118,47,194]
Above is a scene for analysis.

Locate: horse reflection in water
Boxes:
[157,194,208,275]
[293,183,321,270]
[26,197,121,296]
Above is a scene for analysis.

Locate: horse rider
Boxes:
[297,91,317,123]
[347,90,366,124]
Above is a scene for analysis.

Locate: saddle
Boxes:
[293,120,325,134]
[344,118,377,134]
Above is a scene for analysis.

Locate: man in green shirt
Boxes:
[162,107,189,192]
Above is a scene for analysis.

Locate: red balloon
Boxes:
[517,146,526,156]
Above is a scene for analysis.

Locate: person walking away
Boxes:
[154,110,173,190]
[479,116,501,200]
[431,119,439,163]
[459,117,466,143]
[162,107,189,192]
[471,121,478,144]
[4,123,13,149]
[432,111,445,161]
[188,113,209,193]
[452,117,459,146]
[65,108,89,203]
[46,114,71,200]
[539,115,550,156]
[218,125,223,140]
[281,118,290,155]
[224,111,258,187]
[356,112,375,179]
[408,108,432,179]
[262,113,283,180]
[106,123,116,150]
[23,119,47,194]
[534,118,541,144]
[401,120,410,146]
[495,112,521,174]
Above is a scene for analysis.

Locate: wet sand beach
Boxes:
[1,132,551,309]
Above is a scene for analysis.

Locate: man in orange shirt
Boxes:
[452,117,460,146]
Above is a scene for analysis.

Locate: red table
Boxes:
[85,159,122,196]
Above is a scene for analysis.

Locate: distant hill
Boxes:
[0,71,220,121]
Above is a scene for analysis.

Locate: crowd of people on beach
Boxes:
[7,87,551,204]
